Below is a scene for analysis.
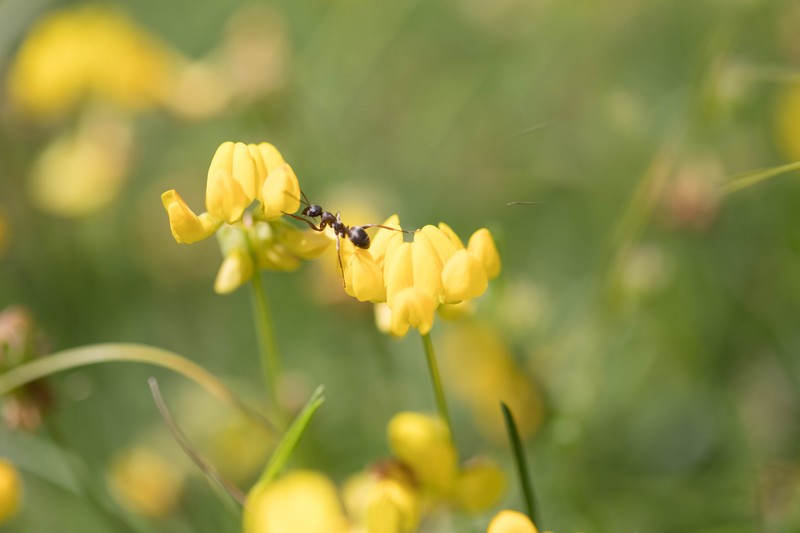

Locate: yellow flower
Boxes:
[206,141,257,223]
[387,412,458,493]
[0,458,22,525]
[365,478,420,533]
[7,5,177,119]
[259,163,301,219]
[348,217,501,337]
[107,447,185,517]
[244,470,349,533]
[487,510,539,533]
[453,459,506,513]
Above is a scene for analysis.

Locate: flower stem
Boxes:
[249,272,285,429]
[420,332,453,438]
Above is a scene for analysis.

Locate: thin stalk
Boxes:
[249,272,285,429]
[501,401,539,525]
[420,332,453,437]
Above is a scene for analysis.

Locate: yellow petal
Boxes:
[205,143,252,223]
[161,189,218,243]
[411,233,443,300]
[374,303,393,335]
[214,248,255,294]
[438,222,465,248]
[487,510,539,533]
[416,225,459,266]
[260,163,301,219]
[365,478,420,533]
[441,249,488,304]
[369,214,403,268]
[244,471,349,533]
[344,249,386,302]
[0,459,22,524]
[468,228,501,279]
[454,460,506,513]
[207,141,257,203]
[387,412,457,493]
[384,242,414,306]
[388,288,437,336]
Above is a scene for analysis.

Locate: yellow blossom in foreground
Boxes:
[388,412,458,493]
[0,458,22,524]
[487,510,539,533]
[365,477,420,533]
[454,460,506,513]
[7,5,177,118]
[107,447,184,517]
[244,470,349,533]
[343,216,501,336]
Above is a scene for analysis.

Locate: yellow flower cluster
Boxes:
[162,142,330,293]
[488,510,540,533]
[243,412,504,533]
[7,5,176,119]
[342,216,501,336]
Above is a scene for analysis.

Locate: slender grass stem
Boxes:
[249,272,285,430]
[420,332,453,438]
[501,401,539,525]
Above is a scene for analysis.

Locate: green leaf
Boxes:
[720,160,800,195]
[501,401,540,526]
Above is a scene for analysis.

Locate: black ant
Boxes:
[285,191,413,283]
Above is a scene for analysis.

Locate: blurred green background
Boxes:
[2,0,800,531]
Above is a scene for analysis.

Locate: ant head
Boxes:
[349,226,370,249]
[303,204,323,218]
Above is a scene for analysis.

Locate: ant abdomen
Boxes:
[349,227,370,249]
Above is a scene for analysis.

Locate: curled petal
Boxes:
[344,249,386,303]
[389,287,437,336]
[161,189,218,243]
[387,412,457,493]
[453,459,506,513]
[214,248,254,294]
[441,249,488,304]
[468,228,501,279]
[260,163,301,219]
[487,510,539,533]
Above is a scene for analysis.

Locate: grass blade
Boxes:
[501,401,539,525]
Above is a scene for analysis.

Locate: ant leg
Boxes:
[336,235,347,289]
[282,212,323,231]
[360,224,416,235]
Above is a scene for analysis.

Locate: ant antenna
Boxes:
[300,189,312,208]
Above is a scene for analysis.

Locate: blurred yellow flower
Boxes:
[0,458,22,524]
[487,510,539,533]
[776,84,800,161]
[388,412,458,493]
[0,209,8,257]
[107,447,185,517]
[7,5,178,119]
[244,470,350,533]
[454,459,506,513]
[440,322,543,443]
[30,110,133,217]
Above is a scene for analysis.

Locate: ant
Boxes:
[285,191,413,283]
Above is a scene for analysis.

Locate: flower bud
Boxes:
[214,248,255,294]
[453,459,505,513]
[467,228,501,279]
[365,478,420,533]
[441,249,488,303]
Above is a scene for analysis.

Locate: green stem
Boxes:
[501,401,539,525]
[249,272,285,429]
[420,332,453,437]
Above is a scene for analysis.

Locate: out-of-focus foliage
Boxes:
[2,0,800,531]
